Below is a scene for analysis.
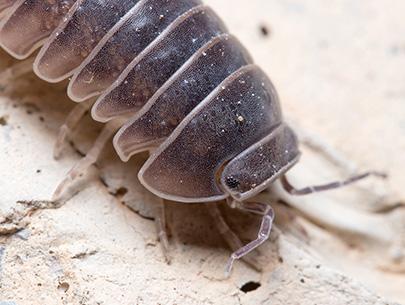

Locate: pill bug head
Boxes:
[219,123,300,202]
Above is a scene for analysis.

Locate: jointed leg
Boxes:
[154,198,171,264]
[54,100,93,159]
[206,202,261,271]
[0,10,8,20]
[281,171,387,196]
[0,57,35,84]
[225,200,275,275]
[52,120,121,201]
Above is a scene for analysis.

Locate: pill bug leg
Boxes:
[0,0,15,20]
[224,200,275,275]
[288,120,385,197]
[153,192,171,264]
[0,56,34,85]
[280,171,387,196]
[53,100,93,160]
[206,202,262,272]
[0,0,13,13]
[52,120,122,202]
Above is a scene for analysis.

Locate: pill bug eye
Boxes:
[225,176,240,189]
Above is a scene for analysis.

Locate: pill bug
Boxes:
[0,0,385,273]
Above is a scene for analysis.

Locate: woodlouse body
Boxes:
[0,0,300,204]
[2,0,385,273]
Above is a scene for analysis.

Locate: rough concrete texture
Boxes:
[0,0,404,304]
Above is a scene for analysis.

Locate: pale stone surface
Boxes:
[0,0,404,304]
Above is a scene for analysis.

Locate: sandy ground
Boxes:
[0,0,404,304]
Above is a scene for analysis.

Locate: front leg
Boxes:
[206,202,262,272]
[225,200,275,276]
[154,198,171,264]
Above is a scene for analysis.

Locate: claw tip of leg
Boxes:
[225,258,234,278]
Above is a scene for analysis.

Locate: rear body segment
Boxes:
[34,0,143,82]
[0,0,76,59]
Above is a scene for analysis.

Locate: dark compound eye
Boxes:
[225,176,240,189]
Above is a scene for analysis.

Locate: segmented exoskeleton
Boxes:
[0,0,385,273]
